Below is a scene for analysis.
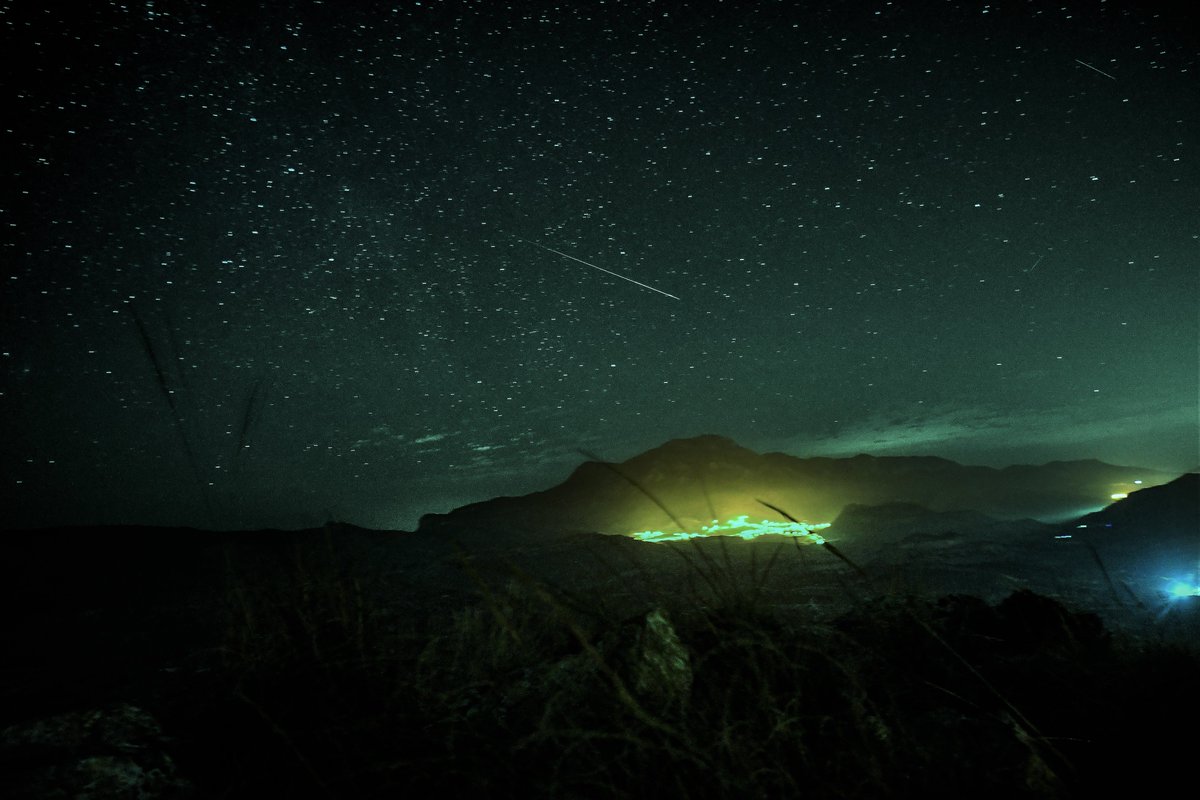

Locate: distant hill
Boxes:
[417,434,1175,537]
[1069,473,1199,579]
[828,502,1050,547]
[1074,472,1199,536]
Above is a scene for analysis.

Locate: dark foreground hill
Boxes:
[418,435,1174,537]
[1068,472,1200,583]
[1074,472,1199,536]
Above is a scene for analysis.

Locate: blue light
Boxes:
[1164,579,1200,600]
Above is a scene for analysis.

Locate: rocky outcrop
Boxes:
[1,704,194,799]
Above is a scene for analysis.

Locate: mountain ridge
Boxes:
[418,434,1177,537]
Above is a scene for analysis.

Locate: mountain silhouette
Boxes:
[828,502,1051,548]
[1074,472,1199,534]
[418,434,1176,537]
[1069,472,1199,580]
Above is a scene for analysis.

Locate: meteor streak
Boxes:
[1074,58,1116,80]
[515,237,681,300]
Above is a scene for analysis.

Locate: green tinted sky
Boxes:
[3,0,1196,530]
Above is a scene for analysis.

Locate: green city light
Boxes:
[632,514,831,544]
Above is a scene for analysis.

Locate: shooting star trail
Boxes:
[1025,255,1045,274]
[515,237,681,301]
[1074,59,1117,80]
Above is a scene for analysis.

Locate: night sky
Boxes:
[3,0,1197,532]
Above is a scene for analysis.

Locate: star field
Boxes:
[3,0,1197,530]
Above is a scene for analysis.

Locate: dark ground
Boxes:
[2,521,1197,798]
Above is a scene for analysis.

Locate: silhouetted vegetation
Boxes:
[75,531,1192,798]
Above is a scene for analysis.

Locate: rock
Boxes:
[631,607,692,713]
[1,704,194,799]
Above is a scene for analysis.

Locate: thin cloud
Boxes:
[791,399,1196,468]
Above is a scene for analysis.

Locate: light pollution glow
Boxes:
[632,515,832,544]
